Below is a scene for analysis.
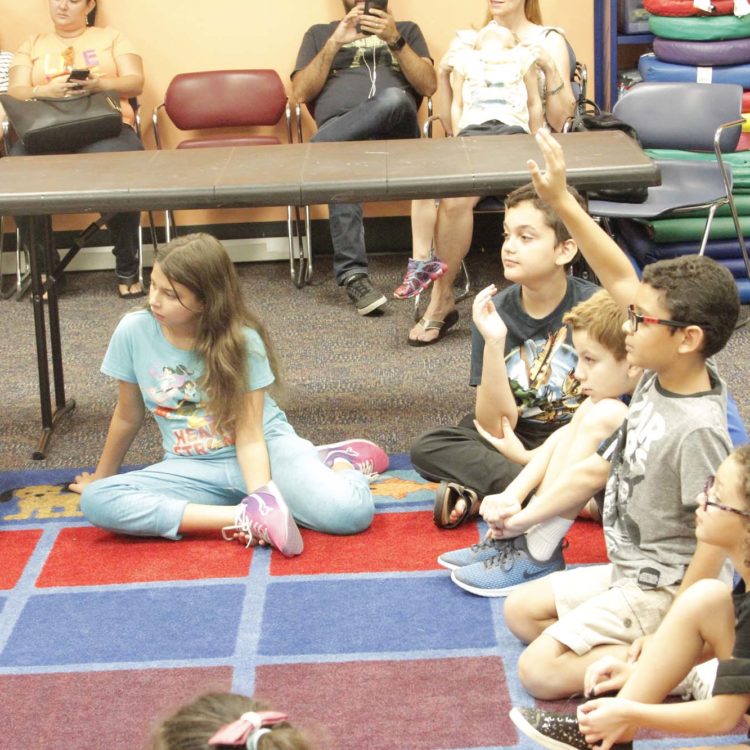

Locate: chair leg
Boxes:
[724,196,750,282]
[147,211,158,252]
[304,205,313,282]
[287,205,311,288]
[165,210,176,243]
[0,213,10,300]
[454,260,471,303]
[14,227,31,300]
[698,203,720,257]
[413,259,472,322]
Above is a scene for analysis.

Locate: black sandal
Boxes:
[433,480,481,529]
[117,281,146,299]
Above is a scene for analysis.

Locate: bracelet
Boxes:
[546,81,564,97]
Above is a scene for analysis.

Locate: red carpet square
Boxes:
[565,519,607,564]
[274,510,482,575]
[255,656,516,750]
[0,530,42,589]
[37,526,252,587]
[0,666,233,750]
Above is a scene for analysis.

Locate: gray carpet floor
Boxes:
[2,251,749,471]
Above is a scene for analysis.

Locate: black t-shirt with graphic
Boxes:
[469,277,599,444]
[293,21,431,127]
[714,582,750,702]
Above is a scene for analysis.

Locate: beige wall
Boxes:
[0,0,594,229]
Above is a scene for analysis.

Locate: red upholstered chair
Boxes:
[152,69,311,287]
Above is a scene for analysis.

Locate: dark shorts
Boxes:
[457,120,527,138]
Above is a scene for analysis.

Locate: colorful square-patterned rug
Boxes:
[0,456,739,749]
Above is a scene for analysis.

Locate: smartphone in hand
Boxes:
[359,0,388,35]
[67,68,90,88]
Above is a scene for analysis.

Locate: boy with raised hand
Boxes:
[440,290,642,597]
[500,129,739,702]
[410,136,639,533]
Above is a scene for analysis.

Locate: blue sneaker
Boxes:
[450,535,565,597]
[437,537,514,570]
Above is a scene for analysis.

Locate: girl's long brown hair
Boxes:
[153,234,281,438]
[484,0,542,25]
[151,692,313,750]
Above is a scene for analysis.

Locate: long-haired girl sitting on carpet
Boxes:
[152,692,313,750]
[69,233,387,556]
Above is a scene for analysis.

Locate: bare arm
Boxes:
[472,284,520,434]
[527,31,576,132]
[677,539,728,595]
[437,60,454,135]
[525,66,544,134]
[450,71,465,139]
[234,389,272,492]
[498,451,610,536]
[8,53,143,99]
[69,380,145,492]
[578,693,750,748]
[8,63,70,99]
[78,53,144,98]
[527,129,640,309]
[292,7,361,103]
[367,8,436,96]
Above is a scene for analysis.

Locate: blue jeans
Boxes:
[10,125,144,283]
[312,87,420,284]
[80,421,375,538]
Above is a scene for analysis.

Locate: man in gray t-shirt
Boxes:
[292,1,435,315]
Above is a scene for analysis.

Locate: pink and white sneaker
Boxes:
[318,439,389,477]
[221,481,303,557]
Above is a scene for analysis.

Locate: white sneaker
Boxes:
[671,658,718,701]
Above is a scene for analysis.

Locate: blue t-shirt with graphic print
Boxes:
[101,309,287,459]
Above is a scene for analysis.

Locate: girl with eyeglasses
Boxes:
[510,444,750,750]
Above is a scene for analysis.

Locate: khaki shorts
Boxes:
[544,564,677,656]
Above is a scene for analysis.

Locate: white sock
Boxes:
[526,516,574,560]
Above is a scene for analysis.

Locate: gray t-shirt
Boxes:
[603,361,731,589]
[292,21,431,127]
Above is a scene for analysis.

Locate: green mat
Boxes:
[649,13,750,40]
[648,215,750,243]
[647,149,750,191]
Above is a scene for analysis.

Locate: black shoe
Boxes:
[345,274,387,316]
[510,707,633,750]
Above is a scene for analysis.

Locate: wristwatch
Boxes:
[388,35,406,51]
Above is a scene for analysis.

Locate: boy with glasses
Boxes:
[499,130,740,702]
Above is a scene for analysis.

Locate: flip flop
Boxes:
[433,480,481,529]
[118,283,146,299]
[407,309,459,347]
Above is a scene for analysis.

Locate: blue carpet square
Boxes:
[259,576,494,656]
[1,584,245,666]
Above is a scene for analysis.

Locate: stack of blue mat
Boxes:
[622,0,750,300]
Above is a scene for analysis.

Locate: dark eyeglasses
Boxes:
[626,305,691,333]
[700,475,750,518]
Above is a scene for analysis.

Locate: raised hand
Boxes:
[472,284,507,344]
[526,127,569,208]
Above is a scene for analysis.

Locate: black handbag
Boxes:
[565,103,649,204]
[0,90,123,154]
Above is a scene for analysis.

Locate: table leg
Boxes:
[28,215,75,460]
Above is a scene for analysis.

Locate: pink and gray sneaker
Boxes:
[318,439,389,477]
[221,481,303,557]
[393,257,447,299]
